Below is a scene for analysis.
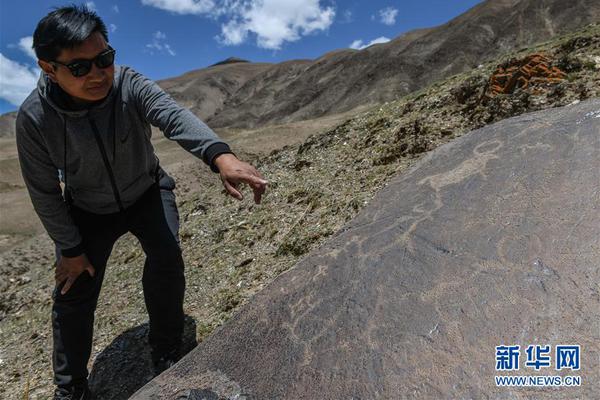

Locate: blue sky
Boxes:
[0,0,483,114]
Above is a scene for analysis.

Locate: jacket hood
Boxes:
[37,65,122,118]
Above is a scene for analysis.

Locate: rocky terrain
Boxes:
[0,20,598,399]
[134,86,600,400]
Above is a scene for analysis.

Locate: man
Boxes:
[16,5,268,399]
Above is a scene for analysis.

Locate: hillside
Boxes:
[0,21,598,399]
[1,0,599,138]
[0,112,16,138]
[192,0,600,128]
[156,58,273,121]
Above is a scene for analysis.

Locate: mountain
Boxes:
[201,0,600,128]
[157,58,273,121]
[1,0,599,136]
[0,58,272,138]
[0,112,16,137]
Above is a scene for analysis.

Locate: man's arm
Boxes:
[16,111,83,255]
[128,69,233,172]
[128,69,268,203]
[17,111,95,294]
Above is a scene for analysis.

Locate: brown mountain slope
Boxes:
[0,112,16,137]
[0,60,273,138]
[205,0,600,128]
[1,0,598,136]
[156,59,273,121]
[205,27,434,128]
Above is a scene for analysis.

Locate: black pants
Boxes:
[52,183,185,388]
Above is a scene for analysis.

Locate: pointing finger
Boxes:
[223,178,243,200]
[243,173,268,186]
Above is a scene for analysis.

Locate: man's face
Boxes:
[38,31,114,103]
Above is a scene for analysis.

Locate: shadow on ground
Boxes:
[88,315,198,400]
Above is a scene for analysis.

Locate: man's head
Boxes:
[34,5,115,103]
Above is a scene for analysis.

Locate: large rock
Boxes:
[132,99,600,399]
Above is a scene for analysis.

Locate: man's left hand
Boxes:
[213,153,268,204]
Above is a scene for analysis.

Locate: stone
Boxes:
[132,99,600,399]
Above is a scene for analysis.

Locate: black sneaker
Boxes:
[54,383,92,400]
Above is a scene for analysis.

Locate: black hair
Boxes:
[33,4,109,61]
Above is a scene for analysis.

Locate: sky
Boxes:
[0,0,483,114]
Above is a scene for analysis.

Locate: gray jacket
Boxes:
[16,65,231,255]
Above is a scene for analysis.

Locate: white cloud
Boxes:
[349,36,390,50]
[109,24,118,33]
[8,37,36,60]
[145,31,176,56]
[112,5,120,13]
[141,0,215,15]
[86,1,97,11]
[17,37,37,60]
[378,6,398,25]
[349,39,362,49]
[220,20,248,45]
[164,44,176,56]
[0,53,40,106]
[340,9,353,24]
[142,0,335,50]
[215,0,335,50]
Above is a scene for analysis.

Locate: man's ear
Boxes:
[38,60,58,82]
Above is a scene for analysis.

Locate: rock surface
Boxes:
[132,98,600,399]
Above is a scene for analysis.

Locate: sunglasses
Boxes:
[52,46,116,77]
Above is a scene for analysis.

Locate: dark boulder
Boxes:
[133,99,600,399]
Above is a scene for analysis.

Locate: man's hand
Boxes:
[55,254,95,295]
[213,153,268,204]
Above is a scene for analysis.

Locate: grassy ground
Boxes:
[0,22,599,399]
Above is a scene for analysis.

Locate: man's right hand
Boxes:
[55,254,96,295]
